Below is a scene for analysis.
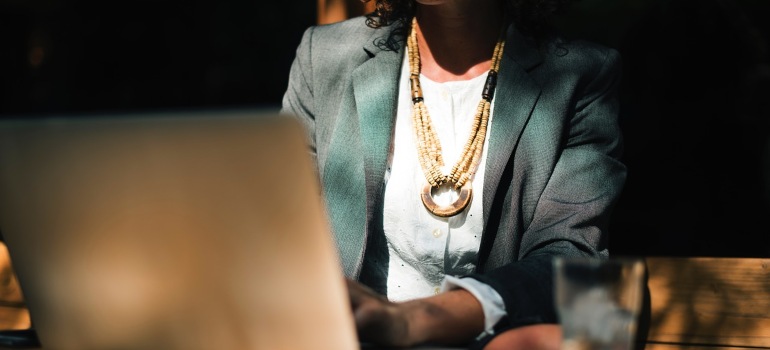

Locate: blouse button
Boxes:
[434,287,441,295]
[432,228,443,238]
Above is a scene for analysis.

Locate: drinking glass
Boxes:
[554,257,645,350]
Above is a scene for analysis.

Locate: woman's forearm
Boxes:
[400,289,485,346]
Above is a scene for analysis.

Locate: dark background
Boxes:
[0,0,313,113]
[557,0,770,258]
[2,0,768,257]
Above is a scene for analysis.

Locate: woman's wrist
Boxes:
[399,299,433,346]
[399,289,486,346]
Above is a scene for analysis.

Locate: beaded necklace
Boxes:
[407,17,506,217]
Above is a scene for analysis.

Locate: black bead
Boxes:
[482,73,498,101]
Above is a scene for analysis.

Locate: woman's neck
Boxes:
[414,1,505,82]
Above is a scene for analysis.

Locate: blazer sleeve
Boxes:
[282,27,318,166]
[470,48,626,336]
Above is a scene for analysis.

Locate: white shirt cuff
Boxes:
[441,276,507,334]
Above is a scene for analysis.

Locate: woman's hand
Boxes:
[347,279,412,347]
[483,325,562,350]
[346,279,485,347]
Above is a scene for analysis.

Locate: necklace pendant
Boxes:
[420,182,472,217]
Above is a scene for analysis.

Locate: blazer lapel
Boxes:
[324,29,402,278]
[482,26,543,228]
[353,40,402,214]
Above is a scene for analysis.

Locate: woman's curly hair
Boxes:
[362,0,572,49]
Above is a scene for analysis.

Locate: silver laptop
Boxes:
[0,110,358,350]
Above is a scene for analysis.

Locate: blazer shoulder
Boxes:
[293,16,393,88]
[313,16,375,42]
[301,16,380,61]
[531,37,621,92]
[542,37,621,77]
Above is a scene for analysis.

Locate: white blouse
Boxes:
[380,54,506,332]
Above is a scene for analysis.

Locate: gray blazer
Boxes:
[282,16,625,331]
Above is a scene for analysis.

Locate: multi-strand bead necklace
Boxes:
[407,17,506,217]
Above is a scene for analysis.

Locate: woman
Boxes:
[282,0,625,348]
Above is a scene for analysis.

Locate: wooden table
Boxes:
[643,257,770,349]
